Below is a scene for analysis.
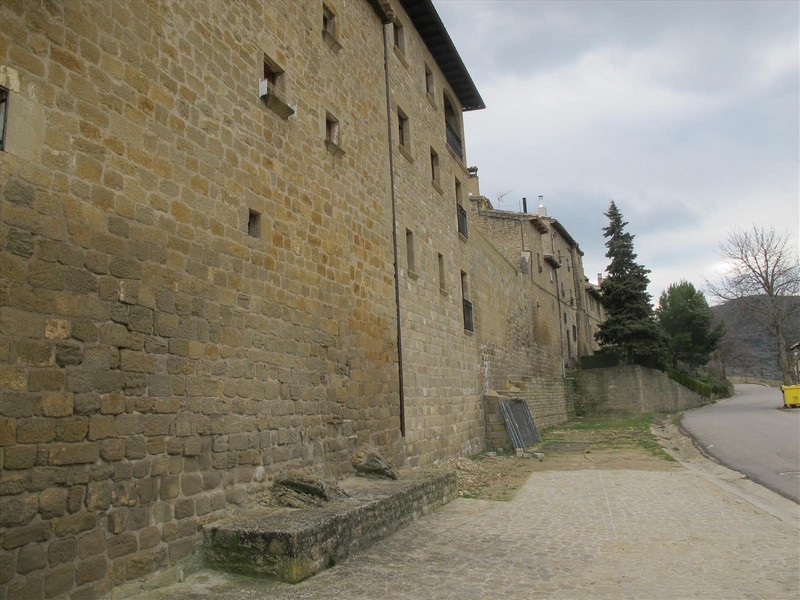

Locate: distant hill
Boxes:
[710,296,800,381]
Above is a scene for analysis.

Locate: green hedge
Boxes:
[668,369,732,399]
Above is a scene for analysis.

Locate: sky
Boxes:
[433,0,799,303]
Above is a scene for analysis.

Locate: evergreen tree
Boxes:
[656,281,723,370]
[595,202,667,369]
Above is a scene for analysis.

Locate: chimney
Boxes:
[467,166,480,197]
[537,195,548,217]
[597,273,603,286]
[522,197,527,213]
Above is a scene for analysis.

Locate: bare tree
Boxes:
[707,226,800,384]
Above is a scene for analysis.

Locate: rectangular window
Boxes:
[424,64,434,96]
[325,113,339,144]
[324,111,343,157]
[430,148,439,184]
[457,204,468,238]
[406,229,416,275]
[438,253,446,292]
[0,87,7,151]
[322,4,342,52]
[323,5,336,37]
[461,271,473,332]
[393,21,405,52]
[248,209,261,238]
[259,55,294,118]
[398,108,409,149]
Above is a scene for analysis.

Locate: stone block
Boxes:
[4,445,37,469]
[100,438,126,461]
[124,550,154,580]
[55,342,84,367]
[180,473,202,496]
[39,487,68,518]
[107,532,138,559]
[86,480,112,510]
[88,415,116,440]
[17,542,48,573]
[120,350,155,373]
[3,521,51,549]
[49,442,99,465]
[76,555,108,585]
[54,512,96,537]
[77,529,106,559]
[42,391,74,417]
[17,418,57,443]
[0,417,17,446]
[48,537,77,566]
[44,562,75,598]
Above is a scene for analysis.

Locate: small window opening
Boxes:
[0,87,7,152]
[424,65,434,96]
[430,149,439,184]
[323,5,336,37]
[393,21,405,52]
[398,108,409,149]
[406,229,416,274]
[248,209,261,238]
[461,271,473,332]
[438,253,446,291]
[326,113,339,144]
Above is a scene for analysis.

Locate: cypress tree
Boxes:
[596,201,667,369]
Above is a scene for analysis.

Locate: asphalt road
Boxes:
[682,383,800,503]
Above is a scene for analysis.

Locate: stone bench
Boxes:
[202,470,457,583]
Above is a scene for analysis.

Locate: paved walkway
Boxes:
[130,462,800,600]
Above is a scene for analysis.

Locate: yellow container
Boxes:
[781,385,800,408]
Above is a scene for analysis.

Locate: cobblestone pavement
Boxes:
[130,465,800,600]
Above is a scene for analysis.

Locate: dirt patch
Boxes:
[439,413,683,501]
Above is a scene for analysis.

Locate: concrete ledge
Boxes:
[202,470,457,583]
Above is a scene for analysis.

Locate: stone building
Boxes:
[0,0,601,597]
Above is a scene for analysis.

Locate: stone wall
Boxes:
[0,0,602,596]
[573,365,710,414]
[0,1,401,597]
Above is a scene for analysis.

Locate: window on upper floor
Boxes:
[424,64,434,97]
[406,228,417,276]
[324,111,344,157]
[444,93,462,160]
[461,271,473,332]
[438,252,446,293]
[0,87,7,151]
[259,55,294,119]
[430,148,440,187]
[455,179,468,239]
[393,20,405,53]
[397,107,411,157]
[322,4,342,52]
[248,209,261,238]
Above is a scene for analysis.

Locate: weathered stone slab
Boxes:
[202,470,457,583]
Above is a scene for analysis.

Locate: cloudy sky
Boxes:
[433,0,799,302]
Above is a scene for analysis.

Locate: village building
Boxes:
[0,1,602,597]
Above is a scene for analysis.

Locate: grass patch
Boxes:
[542,412,676,462]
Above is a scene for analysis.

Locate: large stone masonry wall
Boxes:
[387,0,484,466]
[0,1,401,598]
[573,365,710,414]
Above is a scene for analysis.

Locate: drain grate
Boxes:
[539,441,591,453]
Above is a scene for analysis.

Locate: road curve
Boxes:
[681,383,800,503]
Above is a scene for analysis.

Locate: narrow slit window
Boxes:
[430,149,439,184]
[438,253,446,291]
[461,271,473,332]
[398,108,409,149]
[248,209,261,238]
[406,229,416,274]
[393,21,405,52]
[424,65,434,96]
[323,5,336,37]
[326,113,339,144]
[0,87,8,152]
